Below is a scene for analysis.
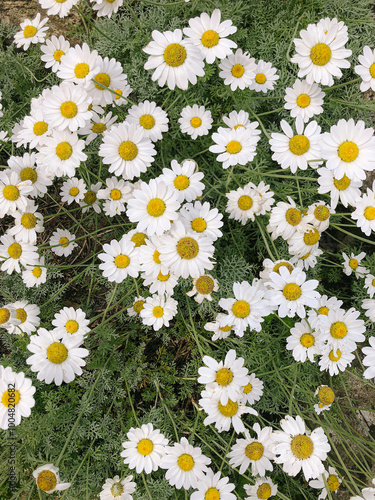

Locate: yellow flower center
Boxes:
[327,474,340,492]
[21,213,37,229]
[131,232,148,247]
[174,175,190,190]
[290,434,314,459]
[329,349,341,361]
[191,217,207,233]
[114,254,130,268]
[364,206,375,220]
[190,117,202,128]
[137,438,154,455]
[318,306,329,315]
[201,30,219,48]
[54,49,65,62]
[114,88,122,100]
[56,142,73,160]
[23,26,37,38]
[215,368,233,386]
[60,101,78,119]
[234,124,246,130]
[243,383,252,394]
[226,140,242,154]
[330,321,347,339]
[301,252,310,260]
[205,488,220,500]
[8,243,22,259]
[289,135,310,155]
[282,283,302,301]
[314,205,330,221]
[231,64,245,77]
[157,271,169,282]
[92,123,106,134]
[94,72,111,89]
[245,442,264,461]
[59,237,69,247]
[164,43,187,67]
[232,300,250,318]
[296,94,311,108]
[153,250,161,264]
[69,187,79,196]
[257,483,272,499]
[110,188,121,201]
[218,399,238,417]
[32,267,42,278]
[47,342,68,364]
[16,308,27,323]
[369,63,375,78]
[303,228,320,245]
[1,389,20,407]
[300,333,315,348]
[33,121,48,136]
[318,386,335,405]
[238,195,253,211]
[153,306,164,318]
[273,262,294,274]
[133,300,145,314]
[65,320,79,334]
[20,168,37,183]
[195,275,215,295]
[285,208,302,226]
[110,482,124,497]
[372,278,375,287]
[118,141,138,161]
[333,175,351,191]
[219,324,232,332]
[255,73,267,84]
[338,141,359,163]
[177,454,194,471]
[84,191,96,204]
[3,185,19,201]
[37,470,57,492]
[146,198,166,217]
[349,258,358,269]
[176,237,199,259]
[0,308,11,324]
[139,114,155,129]
[310,43,332,65]
[74,62,90,79]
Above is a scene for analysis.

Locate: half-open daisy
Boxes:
[187,274,219,303]
[33,464,71,494]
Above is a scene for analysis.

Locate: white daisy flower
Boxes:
[26,329,89,385]
[91,0,124,18]
[143,270,178,296]
[39,0,79,17]
[362,337,375,380]
[22,257,47,288]
[342,251,368,278]
[290,246,323,271]
[8,153,53,199]
[138,234,168,279]
[204,313,233,341]
[287,226,321,258]
[317,17,348,38]
[0,304,20,330]
[16,108,51,149]
[191,469,236,500]
[140,294,178,331]
[291,22,352,86]
[159,221,215,279]
[286,319,320,362]
[109,83,133,107]
[210,126,259,169]
[57,42,100,85]
[160,437,211,490]
[98,238,140,283]
[143,29,205,90]
[0,234,38,274]
[244,477,278,500]
[14,13,49,51]
[180,200,223,241]
[97,176,132,217]
[120,423,168,474]
[178,104,213,140]
[271,415,330,480]
[86,56,129,107]
[127,179,180,236]
[309,466,342,499]
[364,274,375,298]
[37,129,87,178]
[284,79,325,123]
[0,170,33,217]
[355,46,375,92]
[314,385,335,415]
[52,307,90,339]
[197,349,249,405]
[317,167,362,210]
[199,387,256,433]
[352,187,375,236]
[79,182,102,213]
[225,184,260,225]
[0,130,8,142]
[0,369,35,429]
[259,259,294,284]
[49,228,77,258]
[249,60,279,93]
[9,201,44,245]
[362,299,375,322]
[219,49,256,91]
[160,159,205,204]
[99,122,156,180]
[321,119,375,182]
[126,101,168,142]
[267,197,313,241]
[227,423,275,476]
[187,274,219,303]
[99,475,135,500]
[306,201,333,232]
[350,483,375,500]
[253,181,275,215]
[240,373,264,405]
[60,177,87,205]
[219,280,272,336]
[265,266,320,319]
[269,116,322,173]
[127,296,146,318]
[40,35,70,72]
[33,464,71,494]
[318,346,355,376]
[6,300,40,335]
[78,111,118,145]
[183,9,237,64]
